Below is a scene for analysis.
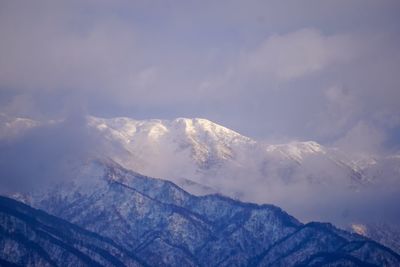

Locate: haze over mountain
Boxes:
[2,158,400,266]
[1,1,400,266]
[1,1,400,153]
[1,114,400,255]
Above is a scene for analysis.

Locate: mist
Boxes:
[0,0,399,152]
[0,0,400,244]
[0,114,98,193]
[0,111,399,240]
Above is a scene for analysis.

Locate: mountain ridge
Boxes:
[2,159,400,266]
[0,195,145,267]
[1,114,400,254]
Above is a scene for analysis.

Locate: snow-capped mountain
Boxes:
[4,159,399,266]
[86,116,398,213]
[0,113,39,139]
[1,114,400,254]
[87,116,370,192]
[0,114,383,199]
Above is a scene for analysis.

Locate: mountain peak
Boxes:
[172,117,251,142]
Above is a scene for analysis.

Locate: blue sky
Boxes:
[1,0,400,153]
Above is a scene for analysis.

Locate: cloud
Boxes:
[311,85,362,139]
[239,28,359,81]
[0,0,399,153]
[1,1,400,247]
[0,112,399,230]
[0,1,138,92]
[334,121,386,155]
[0,114,102,193]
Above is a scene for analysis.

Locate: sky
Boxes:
[1,0,400,153]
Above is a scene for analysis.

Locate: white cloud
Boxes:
[312,85,362,138]
[334,121,386,155]
[0,0,399,151]
[0,5,138,92]
[240,28,359,81]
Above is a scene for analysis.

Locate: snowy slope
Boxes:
[87,116,369,191]
[1,114,400,253]
[0,195,144,267]
[85,116,400,254]
[6,159,399,267]
[0,113,39,139]
[86,116,386,208]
